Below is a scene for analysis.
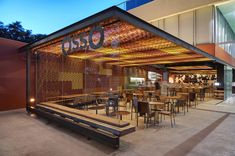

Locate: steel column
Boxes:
[26,49,31,113]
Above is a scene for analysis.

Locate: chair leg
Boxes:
[170,115,173,127]
[131,107,133,120]
[187,102,189,112]
[136,114,138,126]
[146,115,148,128]
[154,115,156,126]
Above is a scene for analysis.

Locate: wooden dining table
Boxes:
[149,101,165,124]
[166,95,181,101]
[149,101,165,111]
[149,101,165,106]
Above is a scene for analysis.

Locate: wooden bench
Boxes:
[35,102,135,148]
[214,90,224,100]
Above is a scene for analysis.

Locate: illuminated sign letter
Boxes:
[89,26,104,49]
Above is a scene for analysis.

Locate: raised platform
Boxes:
[34,101,135,148]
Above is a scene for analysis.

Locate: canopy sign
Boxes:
[61,25,104,55]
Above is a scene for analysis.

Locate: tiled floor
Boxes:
[1,96,235,156]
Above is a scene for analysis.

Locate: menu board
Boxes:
[148,71,157,81]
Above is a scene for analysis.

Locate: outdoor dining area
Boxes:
[32,60,223,148]
[43,81,217,129]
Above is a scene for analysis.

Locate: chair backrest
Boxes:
[137,101,150,116]
[168,101,176,113]
[176,98,186,106]
[182,88,188,93]
[188,88,194,93]
[108,96,119,107]
[175,87,181,92]
[194,88,201,93]
[180,94,188,101]
[159,95,168,103]
[189,92,196,101]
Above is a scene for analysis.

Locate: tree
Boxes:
[0,21,46,43]
[0,21,7,38]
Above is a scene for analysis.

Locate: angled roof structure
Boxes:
[22,6,229,67]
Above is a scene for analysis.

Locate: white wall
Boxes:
[179,11,194,44]
[164,16,179,37]
[195,6,213,44]
[150,6,214,45]
[128,0,229,22]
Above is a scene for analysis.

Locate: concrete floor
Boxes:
[1,97,235,156]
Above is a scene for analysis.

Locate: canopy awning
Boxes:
[22,6,225,67]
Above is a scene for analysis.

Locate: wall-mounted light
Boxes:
[214,82,220,86]
[169,77,174,83]
[30,98,35,103]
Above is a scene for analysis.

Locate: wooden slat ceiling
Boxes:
[170,70,217,74]
[168,65,213,70]
[33,17,211,66]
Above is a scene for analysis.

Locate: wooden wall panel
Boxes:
[36,53,123,102]
[0,38,27,111]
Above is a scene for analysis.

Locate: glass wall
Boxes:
[216,8,235,56]
[224,65,233,99]
[117,0,153,11]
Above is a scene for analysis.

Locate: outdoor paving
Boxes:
[0,96,235,156]
[187,114,235,156]
[197,97,235,114]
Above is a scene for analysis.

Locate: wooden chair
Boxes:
[159,95,170,111]
[179,94,189,112]
[168,87,176,96]
[195,88,205,101]
[136,101,156,128]
[106,96,119,116]
[188,88,194,93]
[189,92,197,108]
[159,102,176,127]
[175,98,186,115]
[154,90,161,101]
[88,98,106,114]
[175,87,181,95]
[207,86,215,98]
[181,87,188,93]
[118,93,128,110]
